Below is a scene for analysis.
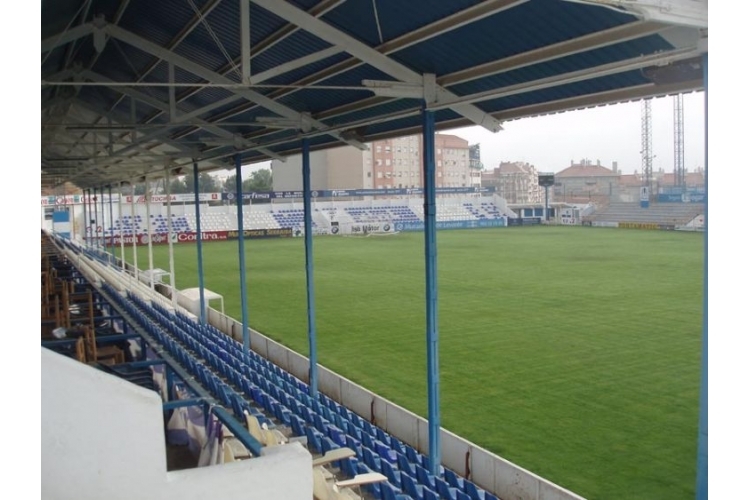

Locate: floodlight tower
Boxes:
[640,98,653,207]
[673,94,686,194]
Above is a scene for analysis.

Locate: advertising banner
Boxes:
[506,217,542,227]
[101,228,293,246]
[394,219,506,232]
[222,186,496,201]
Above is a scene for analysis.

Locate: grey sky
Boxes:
[453,91,706,175]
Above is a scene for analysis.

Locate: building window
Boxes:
[377,172,383,178]
[376,145,382,153]
[376,159,382,166]
[367,172,372,178]
[385,146,391,153]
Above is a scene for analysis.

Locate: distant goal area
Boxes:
[41,186,705,244]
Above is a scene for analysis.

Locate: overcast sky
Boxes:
[451,91,705,175]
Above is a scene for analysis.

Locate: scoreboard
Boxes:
[538,173,555,187]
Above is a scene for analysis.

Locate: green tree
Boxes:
[185,172,218,193]
[168,176,188,194]
[246,168,272,192]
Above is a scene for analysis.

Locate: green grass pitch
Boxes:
[129,226,702,500]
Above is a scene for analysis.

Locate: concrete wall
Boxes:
[206,313,585,500]
[41,348,312,500]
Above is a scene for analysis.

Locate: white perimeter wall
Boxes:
[210,310,585,500]
[41,348,311,500]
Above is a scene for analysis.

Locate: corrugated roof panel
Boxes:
[319,98,421,128]
[314,62,395,88]
[112,96,164,120]
[390,0,638,76]
[322,0,481,46]
[91,38,161,81]
[252,30,334,78]
[248,1,300,45]
[275,88,373,115]
[118,0,198,50]
[170,2,242,75]
[180,87,244,117]
[77,85,122,112]
[447,34,675,97]
[361,108,462,137]
[261,52,351,86]
[478,70,650,113]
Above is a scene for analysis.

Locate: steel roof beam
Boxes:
[79,70,287,162]
[181,0,519,137]
[41,23,94,54]
[127,0,345,137]
[439,20,668,87]
[251,0,503,132]
[104,23,365,150]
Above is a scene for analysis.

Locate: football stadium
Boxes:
[41,2,708,500]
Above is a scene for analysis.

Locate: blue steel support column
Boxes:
[422,102,441,475]
[696,51,707,500]
[235,154,250,352]
[193,161,207,325]
[108,185,115,263]
[302,138,318,398]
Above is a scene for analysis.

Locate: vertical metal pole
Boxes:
[146,178,155,289]
[166,169,177,309]
[240,0,251,85]
[236,154,250,352]
[131,180,139,283]
[194,161,207,325]
[108,185,115,263]
[93,187,99,251]
[119,183,126,270]
[695,51,708,500]
[302,138,318,398]
[82,189,89,248]
[422,102,441,475]
[545,186,549,222]
[100,186,106,252]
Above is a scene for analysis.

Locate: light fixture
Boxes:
[361,79,423,99]
[255,113,313,132]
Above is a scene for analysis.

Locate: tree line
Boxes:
[127,168,273,195]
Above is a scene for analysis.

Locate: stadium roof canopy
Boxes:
[41,0,708,191]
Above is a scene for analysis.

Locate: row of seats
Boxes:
[104,284,498,500]
[106,214,192,235]
[103,202,507,235]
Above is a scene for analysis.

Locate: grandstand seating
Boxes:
[344,206,421,224]
[107,213,192,236]
[463,202,506,220]
[44,232,509,499]
[104,198,509,236]
[587,202,705,226]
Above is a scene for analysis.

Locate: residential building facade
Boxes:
[481,161,544,204]
[272,134,472,191]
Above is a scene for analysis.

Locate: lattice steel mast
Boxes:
[641,98,653,193]
[674,94,686,193]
